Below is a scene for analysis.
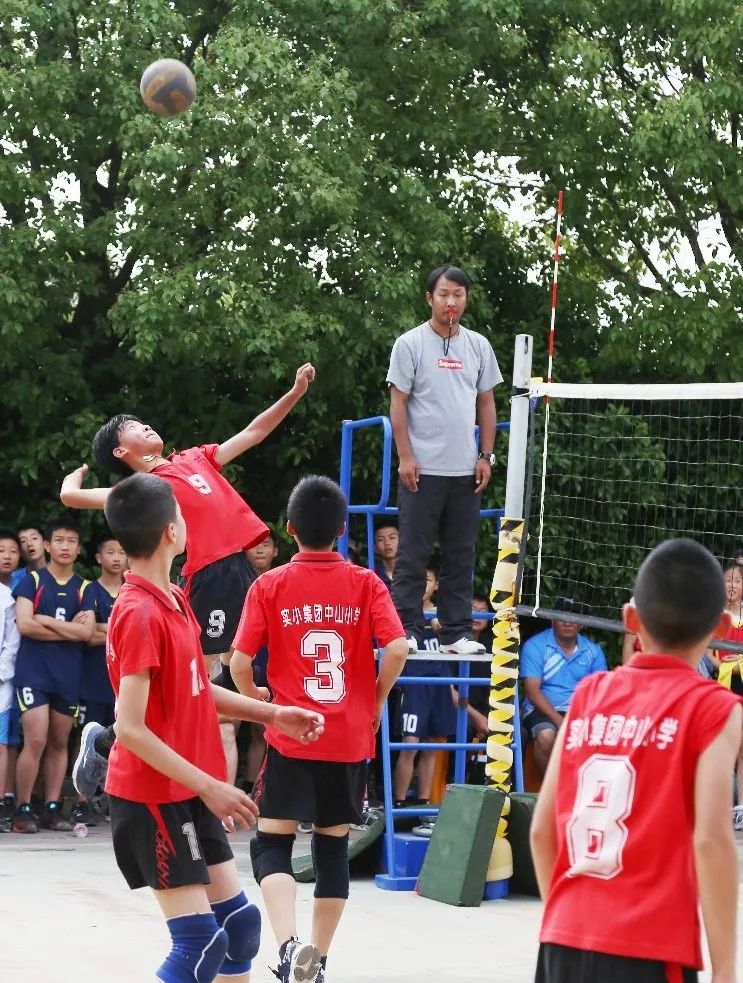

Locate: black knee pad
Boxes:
[311,832,350,899]
[249,831,296,884]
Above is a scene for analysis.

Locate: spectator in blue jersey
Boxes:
[18,526,46,580]
[387,265,502,657]
[520,598,607,778]
[12,519,96,833]
[73,535,126,825]
[0,580,21,832]
[374,522,399,589]
[393,568,456,807]
[0,531,22,591]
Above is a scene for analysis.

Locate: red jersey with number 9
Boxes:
[540,653,739,968]
[233,552,405,762]
[105,573,227,802]
[153,444,269,577]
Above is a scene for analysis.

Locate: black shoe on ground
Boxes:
[0,797,14,832]
[12,802,39,834]
[71,800,97,827]
[42,800,73,832]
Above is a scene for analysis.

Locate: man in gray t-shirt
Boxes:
[386,265,502,656]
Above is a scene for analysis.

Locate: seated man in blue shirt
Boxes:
[521,598,607,778]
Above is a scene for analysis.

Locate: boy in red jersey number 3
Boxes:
[102,473,324,983]
[531,539,741,983]
[231,476,408,983]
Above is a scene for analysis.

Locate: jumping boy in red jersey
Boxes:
[231,475,408,983]
[102,471,324,983]
[63,364,315,796]
[530,538,741,983]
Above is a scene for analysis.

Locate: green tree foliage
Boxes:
[0,0,739,606]
[0,0,541,552]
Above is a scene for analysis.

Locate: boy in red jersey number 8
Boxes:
[531,538,741,983]
[102,472,324,983]
[231,476,408,983]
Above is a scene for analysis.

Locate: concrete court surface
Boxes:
[2,826,743,983]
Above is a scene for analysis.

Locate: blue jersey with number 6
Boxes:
[13,569,94,702]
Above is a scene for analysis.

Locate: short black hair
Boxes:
[555,596,586,616]
[96,535,121,554]
[92,414,141,477]
[45,517,81,541]
[426,265,471,294]
[723,559,742,575]
[18,524,43,538]
[287,475,347,550]
[104,473,177,559]
[0,530,21,550]
[634,539,724,648]
[374,520,398,533]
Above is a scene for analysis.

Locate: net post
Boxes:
[484,336,533,891]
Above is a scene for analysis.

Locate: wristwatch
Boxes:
[478,451,496,466]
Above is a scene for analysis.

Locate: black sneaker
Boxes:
[42,800,73,832]
[70,800,97,827]
[12,802,39,834]
[0,797,13,832]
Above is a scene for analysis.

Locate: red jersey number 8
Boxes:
[567,754,636,880]
[302,630,346,704]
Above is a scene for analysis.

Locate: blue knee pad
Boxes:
[312,832,350,899]
[156,912,228,983]
[211,891,261,976]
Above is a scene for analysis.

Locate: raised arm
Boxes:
[60,464,111,510]
[214,363,316,467]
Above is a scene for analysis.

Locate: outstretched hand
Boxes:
[273,705,325,744]
[293,363,316,396]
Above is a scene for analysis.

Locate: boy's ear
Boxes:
[337,522,346,538]
[113,446,126,460]
[623,602,641,634]
[286,520,295,538]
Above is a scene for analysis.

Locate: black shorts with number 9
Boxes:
[186,551,258,656]
[109,795,233,890]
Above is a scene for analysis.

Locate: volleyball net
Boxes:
[517,381,743,635]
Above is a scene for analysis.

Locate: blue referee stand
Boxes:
[337,415,524,891]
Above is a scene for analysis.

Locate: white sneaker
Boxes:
[732,806,743,831]
[406,636,419,655]
[442,636,486,656]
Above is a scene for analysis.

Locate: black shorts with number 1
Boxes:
[186,551,258,657]
[109,795,233,890]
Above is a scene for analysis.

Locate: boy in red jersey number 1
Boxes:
[101,472,324,983]
[230,476,408,983]
[531,538,741,983]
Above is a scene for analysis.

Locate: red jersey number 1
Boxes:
[302,630,346,704]
[566,754,636,880]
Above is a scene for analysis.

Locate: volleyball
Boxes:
[139,58,196,117]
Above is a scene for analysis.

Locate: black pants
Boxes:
[391,474,481,645]
[535,943,698,983]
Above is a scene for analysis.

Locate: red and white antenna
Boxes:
[546,189,564,388]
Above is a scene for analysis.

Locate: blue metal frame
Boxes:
[337,415,523,892]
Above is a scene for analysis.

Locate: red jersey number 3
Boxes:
[302,630,346,704]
